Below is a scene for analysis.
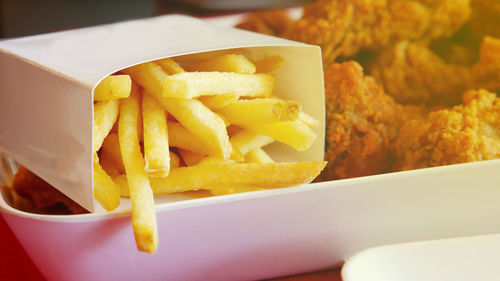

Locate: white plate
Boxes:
[342,233,500,281]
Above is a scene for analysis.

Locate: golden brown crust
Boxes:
[235,9,294,37]
[12,166,88,214]
[287,0,471,66]
[369,41,472,106]
[393,89,500,171]
[237,1,471,67]
[472,36,500,90]
[321,61,424,180]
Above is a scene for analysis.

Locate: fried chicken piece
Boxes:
[235,9,295,37]
[393,89,500,171]
[237,1,471,67]
[12,166,88,214]
[321,61,424,180]
[472,36,500,91]
[369,36,500,106]
[468,0,500,40]
[286,0,471,66]
[369,41,472,106]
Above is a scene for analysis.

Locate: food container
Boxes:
[0,14,325,212]
[342,233,500,281]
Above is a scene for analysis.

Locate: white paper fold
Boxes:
[0,14,324,212]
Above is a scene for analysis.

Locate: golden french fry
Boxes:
[183,54,256,74]
[122,62,166,97]
[197,157,235,165]
[101,133,125,173]
[217,98,301,125]
[209,185,265,196]
[230,143,245,162]
[118,85,158,254]
[94,75,132,101]
[155,57,184,74]
[148,151,181,178]
[298,112,321,127]
[254,55,285,73]
[243,120,317,151]
[245,148,274,163]
[167,122,212,155]
[162,72,275,99]
[177,148,206,166]
[198,94,239,110]
[99,150,121,176]
[142,92,170,174]
[170,151,181,168]
[173,50,231,63]
[125,63,231,159]
[116,161,326,195]
[156,98,231,159]
[230,130,274,156]
[93,99,119,152]
[216,112,230,127]
[93,153,121,211]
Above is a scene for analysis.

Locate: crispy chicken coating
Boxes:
[393,89,500,171]
[235,9,295,37]
[288,0,471,66]
[369,41,472,106]
[238,1,471,67]
[472,36,500,90]
[12,166,88,214]
[369,36,500,106]
[321,61,424,180]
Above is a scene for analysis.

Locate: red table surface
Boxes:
[0,214,342,281]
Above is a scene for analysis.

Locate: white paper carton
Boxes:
[0,14,325,212]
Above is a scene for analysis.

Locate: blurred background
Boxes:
[0,0,311,38]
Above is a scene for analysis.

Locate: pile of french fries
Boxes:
[92,50,326,253]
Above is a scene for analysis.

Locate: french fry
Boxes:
[155,57,184,74]
[230,130,274,156]
[197,157,235,165]
[122,62,166,97]
[169,151,181,168]
[142,92,170,174]
[118,86,158,254]
[162,72,275,99]
[93,75,132,101]
[254,55,285,73]
[299,112,321,127]
[167,122,213,155]
[116,161,326,195]
[230,142,245,162]
[101,133,125,173]
[124,63,231,159]
[217,98,301,125]
[99,149,121,176]
[178,148,206,166]
[243,120,317,151]
[209,185,265,196]
[198,94,239,110]
[148,151,181,178]
[155,97,231,159]
[93,153,121,211]
[183,54,256,74]
[93,99,119,152]
[245,148,274,163]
